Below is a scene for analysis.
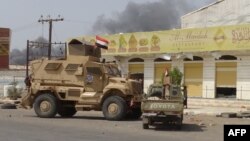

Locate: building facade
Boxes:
[182,0,250,28]
[73,0,250,100]
[0,28,10,69]
[180,0,250,100]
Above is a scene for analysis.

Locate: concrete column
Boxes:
[202,58,215,98]
[237,56,250,100]
[171,60,184,71]
[104,56,129,77]
[118,57,129,77]
[143,58,154,93]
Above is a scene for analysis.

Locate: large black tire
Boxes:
[58,107,77,118]
[34,94,58,118]
[175,115,183,130]
[102,96,127,121]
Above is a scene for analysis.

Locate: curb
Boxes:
[183,106,249,116]
[184,111,220,116]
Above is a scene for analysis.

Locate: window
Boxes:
[86,67,102,75]
[184,56,203,61]
[218,55,237,60]
[129,58,144,62]
[154,58,171,62]
[65,64,80,71]
[45,63,61,70]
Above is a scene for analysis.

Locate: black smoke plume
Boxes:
[10,36,65,65]
[91,0,215,34]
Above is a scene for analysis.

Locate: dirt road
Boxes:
[0,108,249,141]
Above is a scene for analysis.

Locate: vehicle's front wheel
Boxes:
[34,94,58,118]
[102,96,127,121]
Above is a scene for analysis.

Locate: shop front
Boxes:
[72,23,250,100]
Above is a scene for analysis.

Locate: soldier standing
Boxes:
[162,68,170,99]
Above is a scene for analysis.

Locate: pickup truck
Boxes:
[141,84,184,129]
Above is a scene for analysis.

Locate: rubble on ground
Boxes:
[0,97,20,109]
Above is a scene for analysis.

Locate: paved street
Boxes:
[0,108,249,141]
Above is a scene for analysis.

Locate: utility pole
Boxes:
[38,15,64,60]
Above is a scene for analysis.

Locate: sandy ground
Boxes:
[0,108,249,141]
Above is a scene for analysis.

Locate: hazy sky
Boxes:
[0,0,214,50]
[0,0,156,50]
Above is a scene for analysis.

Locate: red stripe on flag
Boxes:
[96,35,109,50]
[96,36,109,44]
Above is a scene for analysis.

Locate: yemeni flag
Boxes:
[95,35,109,49]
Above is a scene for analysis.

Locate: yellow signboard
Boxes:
[0,28,10,55]
[79,24,250,55]
[0,44,9,55]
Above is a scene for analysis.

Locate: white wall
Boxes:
[182,0,250,28]
[237,56,250,100]
[202,58,216,98]
[171,59,184,73]
[0,70,26,97]
[143,58,154,93]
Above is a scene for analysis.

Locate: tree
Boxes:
[9,49,26,65]
[169,67,183,86]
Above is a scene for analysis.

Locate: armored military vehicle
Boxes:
[21,39,142,121]
[141,83,184,129]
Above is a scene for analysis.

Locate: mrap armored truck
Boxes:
[21,39,143,121]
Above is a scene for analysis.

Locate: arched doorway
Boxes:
[128,58,144,74]
[184,56,203,97]
[216,55,237,98]
[128,58,144,90]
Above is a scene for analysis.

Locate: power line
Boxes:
[52,25,59,41]
[41,22,44,39]
[38,15,64,60]
[12,22,39,32]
